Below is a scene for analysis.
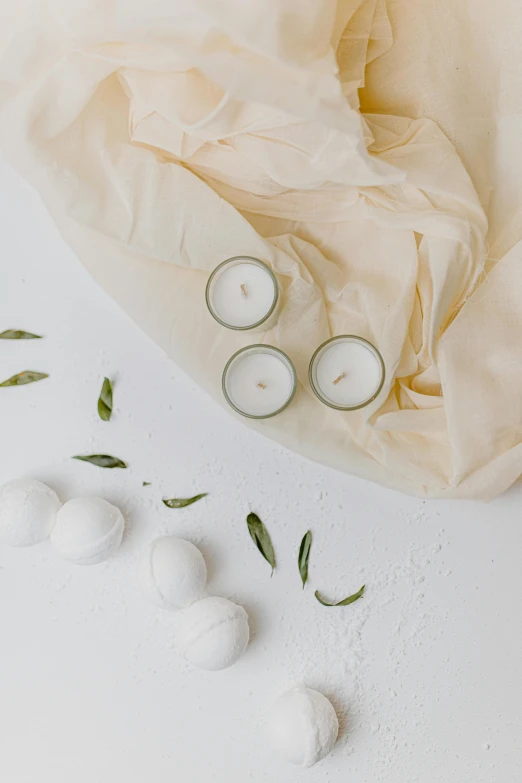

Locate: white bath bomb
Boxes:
[0,478,61,547]
[177,596,249,671]
[266,686,339,767]
[140,536,207,609]
[50,496,124,565]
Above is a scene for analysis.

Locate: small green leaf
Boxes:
[298,530,312,589]
[0,330,42,340]
[163,493,207,508]
[247,513,276,574]
[73,454,127,469]
[143,481,151,487]
[97,377,113,421]
[315,585,365,607]
[0,370,48,387]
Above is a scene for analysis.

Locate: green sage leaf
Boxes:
[73,454,127,469]
[97,377,113,421]
[247,512,276,573]
[298,530,312,589]
[315,585,365,607]
[162,493,207,508]
[0,370,48,387]
[143,481,151,487]
[0,330,42,340]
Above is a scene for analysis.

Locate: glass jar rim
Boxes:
[308,335,385,411]
[222,343,297,419]
[206,256,279,331]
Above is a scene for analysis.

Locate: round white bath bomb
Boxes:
[50,496,124,565]
[0,478,61,547]
[177,596,249,671]
[266,686,339,767]
[140,537,207,609]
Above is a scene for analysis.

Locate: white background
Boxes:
[1,154,521,782]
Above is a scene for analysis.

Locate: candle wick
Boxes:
[240,283,248,297]
[333,372,346,385]
[257,382,267,390]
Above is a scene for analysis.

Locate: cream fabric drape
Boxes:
[2,0,522,499]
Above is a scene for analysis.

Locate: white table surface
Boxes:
[1,154,521,783]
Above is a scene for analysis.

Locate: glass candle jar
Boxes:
[309,336,385,411]
[222,345,297,419]
[206,256,279,331]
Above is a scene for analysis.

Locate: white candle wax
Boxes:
[311,337,384,409]
[207,257,277,329]
[223,346,296,418]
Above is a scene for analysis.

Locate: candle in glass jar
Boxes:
[223,345,297,418]
[309,336,385,410]
[206,256,279,330]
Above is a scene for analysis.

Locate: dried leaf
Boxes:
[247,512,276,574]
[143,481,151,487]
[0,370,48,387]
[315,585,365,607]
[97,377,113,421]
[298,530,312,588]
[0,330,42,340]
[73,454,127,469]
[162,493,207,508]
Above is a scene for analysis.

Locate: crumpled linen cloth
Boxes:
[2,0,522,500]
